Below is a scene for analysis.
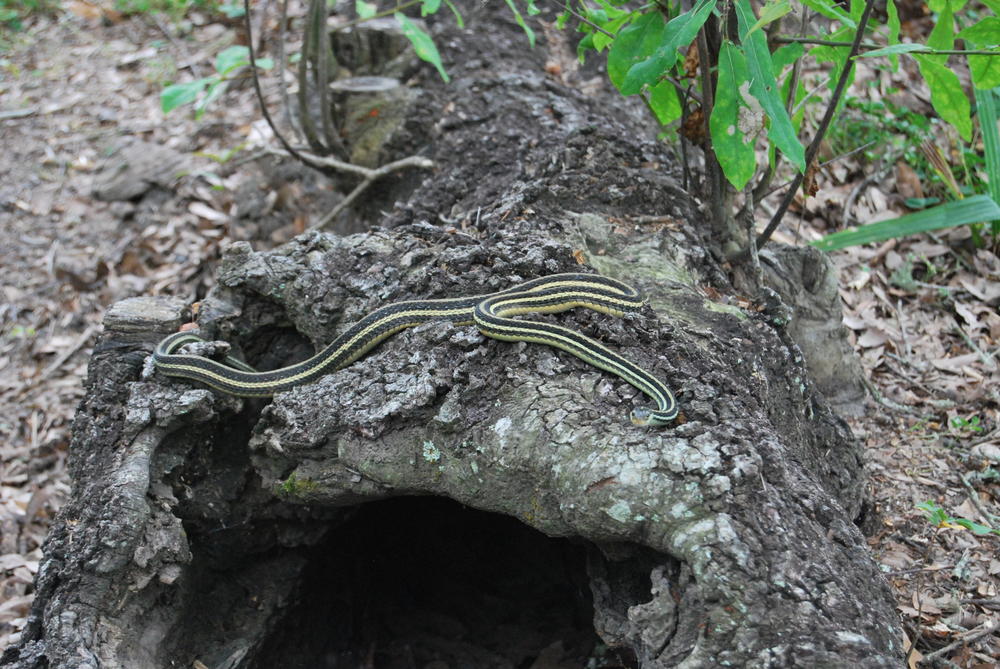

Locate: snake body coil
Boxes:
[153,273,677,425]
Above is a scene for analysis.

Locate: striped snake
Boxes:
[153,273,677,425]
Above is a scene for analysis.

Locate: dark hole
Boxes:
[252,496,606,669]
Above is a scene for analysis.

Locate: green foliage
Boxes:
[917,500,999,536]
[812,196,1000,250]
[161,45,273,118]
[710,42,757,189]
[950,414,984,433]
[734,0,805,170]
[557,0,1000,247]
[0,0,60,33]
[395,12,448,81]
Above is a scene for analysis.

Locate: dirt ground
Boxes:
[1,4,998,666]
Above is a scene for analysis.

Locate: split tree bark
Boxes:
[4,4,901,667]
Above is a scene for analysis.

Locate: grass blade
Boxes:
[812,195,1000,250]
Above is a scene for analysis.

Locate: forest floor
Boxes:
[1,3,998,665]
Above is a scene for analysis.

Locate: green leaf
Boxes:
[395,13,450,82]
[812,195,1000,250]
[885,0,900,68]
[421,0,442,16]
[800,0,853,26]
[577,32,597,62]
[197,79,228,119]
[925,0,954,56]
[746,0,792,37]
[356,0,377,19]
[961,18,1000,89]
[858,43,933,58]
[969,51,1000,90]
[215,45,250,76]
[735,0,806,170]
[607,11,667,92]
[621,0,717,95]
[593,14,633,52]
[161,79,209,114]
[504,0,536,48]
[443,0,464,28]
[957,17,1000,46]
[975,88,1000,230]
[219,3,245,19]
[914,54,972,140]
[917,501,950,526]
[648,79,682,125]
[771,42,804,76]
[593,0,629,20]
[982,0,1000,13]
[929,0,967,11]
[952,518,999,535]
[709,42,758,189]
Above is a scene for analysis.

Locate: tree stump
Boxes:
[3,4,901,668]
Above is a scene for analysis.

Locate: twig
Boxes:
[773,36,1000,56]
[252,150,436,229]
[952,324,998,371]
[967,426,1000,449]
[39,325,99,382]
[961,598,1000,610]
[757,0,879,250]
[861,376,919,415]
[841,174,878,228]
[243,0,329,172]
[147,12,202,78]
[958,474,999,528]
[921,619,998,662]
[0,107,39,120]
[277,0,303,140]
[560,1,614,38]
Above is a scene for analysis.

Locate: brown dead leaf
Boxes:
[956,275,1000,304]
[930,353,981,374]
[895,162,924,201]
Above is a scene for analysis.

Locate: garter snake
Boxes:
[153,273,678,426]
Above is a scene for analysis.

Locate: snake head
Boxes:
[630,407,653,426]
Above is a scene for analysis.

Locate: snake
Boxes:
[152,273,678,426]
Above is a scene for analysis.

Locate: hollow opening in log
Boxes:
[251,496,612,668]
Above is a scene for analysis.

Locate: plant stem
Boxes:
[243,0,326,171]
[773,35,1000,56]
[756,0,878,250]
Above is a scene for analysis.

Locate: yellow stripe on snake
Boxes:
[153,273,677,426]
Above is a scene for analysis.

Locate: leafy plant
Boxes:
[0,0,60,33]
[161,45,273,118]
[917,500,998,536]
[556,0,1000,254]
[950,414,984,434]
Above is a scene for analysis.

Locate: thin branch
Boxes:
[560,1,615,38]
[258,146,434,228]
[243,0,328,171]
[958,474,998,528]
[756,0,879,250]
[305,153,437,229]
[921,619,998,662]
[773,36,1000,56]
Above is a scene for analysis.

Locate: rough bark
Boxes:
[4,4,901,668]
